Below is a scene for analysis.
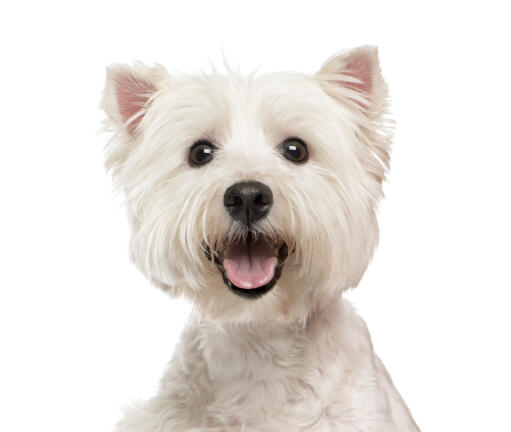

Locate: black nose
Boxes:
[224,181,273,225]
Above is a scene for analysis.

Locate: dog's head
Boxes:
[102,46,391,322]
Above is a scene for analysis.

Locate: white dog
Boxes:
[102,46,419,432]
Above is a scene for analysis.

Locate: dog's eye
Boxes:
[189,140,215,167]
[281,138,308,164]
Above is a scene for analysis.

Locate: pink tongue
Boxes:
[223,238,277,289]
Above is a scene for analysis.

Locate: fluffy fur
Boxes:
[102,46,420,431]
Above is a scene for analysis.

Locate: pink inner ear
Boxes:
[115,74,155,134]
[344,55,372,94]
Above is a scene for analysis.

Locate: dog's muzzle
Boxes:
[204,181,288,299]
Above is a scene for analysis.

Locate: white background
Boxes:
[1,1,510,431]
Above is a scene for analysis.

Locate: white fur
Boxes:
[102,46,419,431]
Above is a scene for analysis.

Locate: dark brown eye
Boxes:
[189,140,215,167]
[281,138,308,163]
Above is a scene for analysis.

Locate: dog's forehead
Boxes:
[197,72,332,149]
[223,72,326,116]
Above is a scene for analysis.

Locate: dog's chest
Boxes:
[197,321,324,419]
[169,301,401,431]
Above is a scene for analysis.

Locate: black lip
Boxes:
[204,241,288,300]
[225,276,277,299]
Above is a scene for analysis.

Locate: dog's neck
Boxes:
[185,296,370,422]
[197,318,307,381]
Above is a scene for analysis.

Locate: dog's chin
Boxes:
[204,233,289,300]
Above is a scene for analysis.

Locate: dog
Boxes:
[102,45,420,431]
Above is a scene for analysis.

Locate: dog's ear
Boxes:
[102,62,168,135]
[317,46,391,184]
[315,46,387,119]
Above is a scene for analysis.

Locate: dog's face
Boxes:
[102,46,390,322]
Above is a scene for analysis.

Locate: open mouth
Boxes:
[205,232,289,299]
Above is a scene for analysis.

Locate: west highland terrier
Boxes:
[102,46,420,431]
